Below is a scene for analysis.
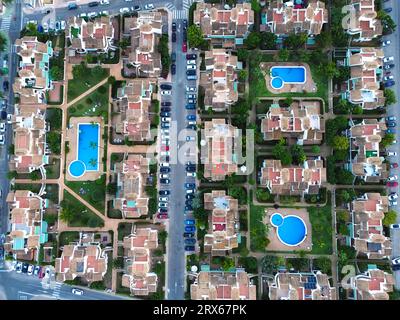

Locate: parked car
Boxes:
[384,7,392,13]
[0,122,5,133]
[185,246,195,251]
[144,3,154,10]
[183,232,195,238]
[387,128,396,134]
[384,64,395,70]
[383,56,394,63]
[186,54,197,60]
[159,190,170,196]
[390,163,399,169]
[161,90,171,95]
[387,121,396,127]
[185,183,196,189]
[390,201,398,206]
[172,22,177,32]
[172,32,176,42]
[186,70,196,76]
[185,238,196,245]
[185,104,196,110]
[386,116,397,122]
[186,115,196,121]
[171,64,176,75]
[185,194,195,200]
[384,80,395,87]
[186,172,196,177]
[16,262,22,273]
[186,136,195,141]
[159,196,169,202]
[0,134,4,145]
[161,101,171,107]
[387,151,397,156]
[381,40,391,46]
[22,263,29,273]
[161,107,171,112]
[186,166,196,173]
[186,64,196,70]
[186,86,197,93]
[72,288,84,296]
[185,219,195,225]
[133,5,140,10]
[182,42,187,52]
[160,84,172,90]
[33,265,41,276]
[384,75,394,81]
[160,112,171,117]
[185,205,193,211]
[160,178,170,184]
[187,99,197,104]
[187,59,196,65]
[161,122,170,129]
[392,257,400,265]
[187,94,196,99]
[171,52,176,63]
[387,181,398,187]
[119,7,129,13]
[160,167,170,173]
[391,224,400,229]
[183,19,187,28]
[158,202,168,208]
[186,124,196,130]
[158,208,168,213]
[157,213,168,219]
[2,81,9,91]
[160,162,170,167]
[88,1,99,7]
[186,189,195,194]
[187,75,197,80]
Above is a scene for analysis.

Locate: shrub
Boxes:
[69,107,76,114]
[97,85,107,94]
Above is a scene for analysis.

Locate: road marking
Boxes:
[173,10,187,20]
[0,16,12,31]
[165,3,175,10]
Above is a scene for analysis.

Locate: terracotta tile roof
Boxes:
[191,270,256,300]
[349,268,393,300]
[263,0,328,36]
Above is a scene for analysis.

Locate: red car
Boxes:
[182,42,187,53]
[38,268,45,279]
[157,213,168,219]
[161,145,170,151]
[387,181,398,187]
[390,163,399,169]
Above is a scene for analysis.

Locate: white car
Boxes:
[0,134,4,145]
[186,172,196,177]
[161,129,170,135]
[100,0,110,4]
[160,162,170,168]
[392,140,397,145]
[159,172,169,178]
[390,201,398,206]
[160,151,170,156]
[389,193,398,200]
[186,136,195,141]
[49,21,55,30]
[384,56,394,63]
[27,265,34,276]
[161,134,170,140]
[186,86,197,93]
[161,117,171,122]
[382,40,391,47]
[42,22,49,32]
[16,262,22,273]
[119,7,130,13]
[100,10,109,15]
[384,75,394,81]
[392,257,400,265]
[72,288,84,296]
[0,122,5,133]
[7,114,12,124]
[186,64,197,70]
[144,3,154,10]
[186,189,194,194]
[79,13,87,18]
[161,90,171,95]
[387,151,397,157]
[88,12,97,18]
[161,140,170,146]
[159,197,169,202]
[388,175,398,181]
[60,20,66,30]
[125,0,133,2]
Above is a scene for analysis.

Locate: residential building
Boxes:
[261,0,328,38]
[347,193,392,259]
[9,109,49,174]
[344,0,382,42]
[113,79,155,142]
[347,119,388,182]
[259,158,326,196]
[268,271,337,300]
[347,267,394,300]
[344,48,385,110]
[113,154,150,219]
[13,36,53,105]
[200,49,238,111]
[122,227,158,296]
[66,16,115,54]
[260,101,324,145]
[124,12,162,78]
[202,119,239,181]
[55,238,108,282]
[203,190,239,256]
[3,190,48,261]
[193,3,254,48]
[190,269,256,300]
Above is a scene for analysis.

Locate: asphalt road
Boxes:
[382,0,400,290]
[0,266,130,300]
[0,0,23,236]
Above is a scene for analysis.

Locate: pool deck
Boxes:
[264,208,312,252]
[65,116,105,181]
[260,62,317,94]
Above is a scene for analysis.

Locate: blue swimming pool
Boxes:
[69,123,100,178]
[270,66,306,89]
[270,213,307,246]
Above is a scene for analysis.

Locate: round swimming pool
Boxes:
[69,160,86,178]
[271,77,284,89]
[270,213,307,246]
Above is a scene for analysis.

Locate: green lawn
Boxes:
[45,158,61,179]
[68,83,110,121]
[67,67,109,102]
[118,222,133,241]
[308,199,333,255]
[65,174,106,214]
[62,190,104,227]
[248,52,328,106]
[59,231,79,246]
[249,191,269,252]
[13,183,41,194]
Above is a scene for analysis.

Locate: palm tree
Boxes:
[89,158,98,168]
[60,206,74,223]
[89,141,98,149]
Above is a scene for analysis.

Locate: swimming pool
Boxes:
[69,123,100,178]
[270,66,306,90]
[270,213,307,246]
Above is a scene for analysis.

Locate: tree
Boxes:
[332,136,349,151]
[72,62,88,79]
[277,48,289,62]
[237,48,249,61]
[159,230,168,245]
[250,0,261,12]
[381,133,395,148]
[244,32,261,49]
[256,188,272,202]
[290,144,306,165]
[377,11,397,34]
[106,183,117,195]
[187,25,204,49]
[384,89,397,106]
[315,31,332,49]
[335,168,354,185]
[118,38,130,49]
[89,158,98,168]
[321,62,340,79]
[260,32,277,50]
[335,99,352,114]
[0,32,8,52]
[238,70,247,81]
[383,210,397,227]
[314,257,331,275]
[60,205,74,223]
[283,33,307,49]
[282,97,293,107]
[222,258,235,271]
[47,132,61,154]
[108,76,116,85]
[7,171,17,180]
[272,141,292,166]
[311,145,320,154]
[50,66,62,81]
[29,170,41,180]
